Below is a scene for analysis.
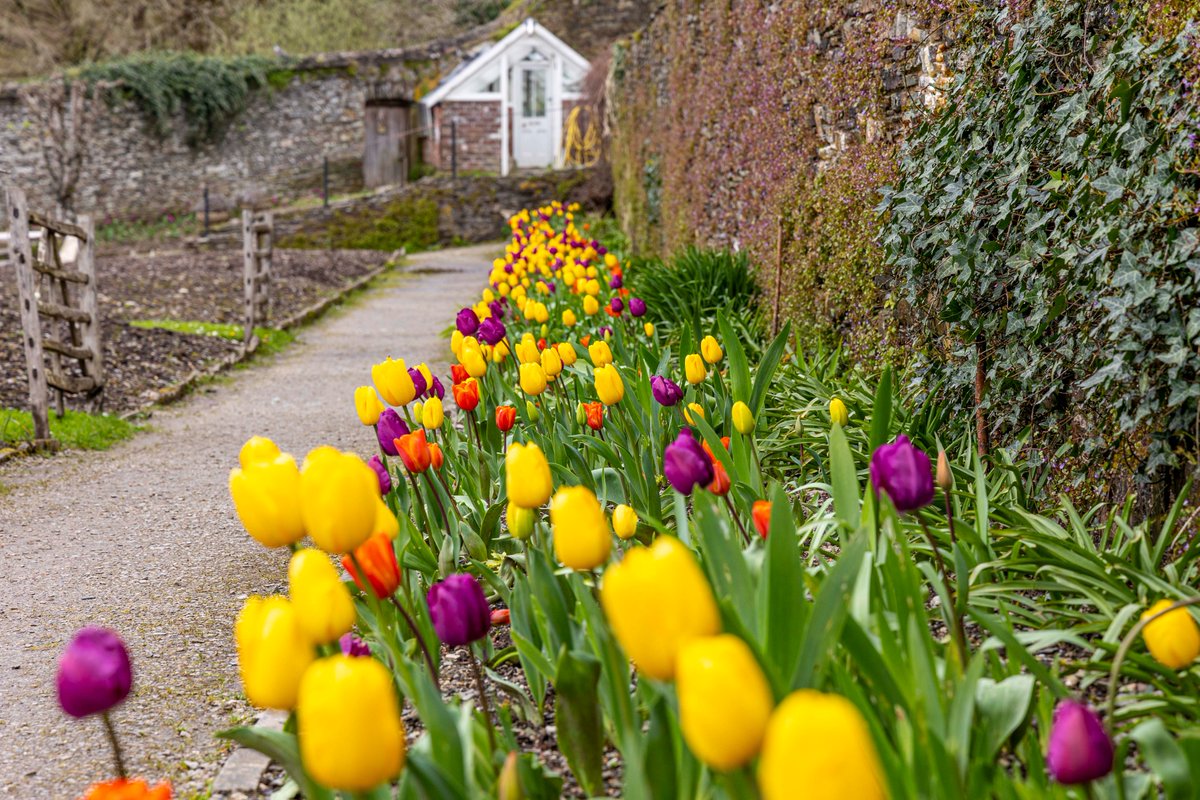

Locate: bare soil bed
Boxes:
[0,246,387,415]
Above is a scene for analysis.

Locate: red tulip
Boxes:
[583,401,604,431]
[495,405,517,432]
[342,532,402,598]
[452,378,480,412]
[395,430,432,473]
[450,364,469,385]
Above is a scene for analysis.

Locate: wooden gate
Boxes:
[363,100,410,188]
[242,210,273,352]
[5,186,103,443]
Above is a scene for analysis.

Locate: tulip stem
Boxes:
[724,494,751,545]
[423,470,453,537]
[917,519,968,667]
[406,473,433,544]
[101,711,127,780]
[1104,596,1200,738]
[434,468,466,523]
[389,596,440,691]
[468,411,488,502]
[468,645,497,751]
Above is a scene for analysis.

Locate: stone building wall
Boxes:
[434,100,505,173]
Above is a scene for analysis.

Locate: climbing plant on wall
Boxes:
[880,0,1200,473]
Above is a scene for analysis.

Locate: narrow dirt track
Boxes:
[0,244,492,799]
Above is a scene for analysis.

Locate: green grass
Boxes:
[0,408,142,450]
[130,320,295,356]
[97,212,200,244]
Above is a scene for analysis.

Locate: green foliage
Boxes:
[279,197,440,251]
[880,1,1200,472]
[96,212,199,244]
[130,320,294,356]
[78,51,281,146]
[0,407,141,450]
[626,248,760,336]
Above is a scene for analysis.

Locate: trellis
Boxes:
[242,209,273,351]
[5,186,103,443]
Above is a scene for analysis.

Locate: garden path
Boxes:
[0,244,493,799]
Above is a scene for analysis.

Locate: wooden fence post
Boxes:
[242,209,274,352]
[76,214,103,410]
[6,187,51,441]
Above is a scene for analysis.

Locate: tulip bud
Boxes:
[1046,700,1113,785]
[588,340,613,367]
[600,536,720,680]
[557,342,578,366]
[612,504,639,540]
[1141,600,1200,669]
[700,335,723,364]
[583,401,604,430]
[57,628,132,718]
[685,353,707,384]
[340,634,371,657]
[663,430,714,495]
[498,752,523,800]
[525,400,540,421]
[829,397,849,428]
[684,402,705,425]
[506,442,553,508]
[300,449,379,553]
[240,435,281,468]
[343,532,402,599]
[541,347,563,377]
[594,364,625,406]
[751,500,771,539]
[677,635,774,771]
[423,396,445,430]
[583,295,600,315]
[758,690,885,800]
[289,549,356,644]
[412,401,424,426]
[427,573,491,646]
[298,656,406,790]
[506,502,536,540]
[936,449,953,493]
[732,401,755,435]
[644,322,655,337]
[562,309,577,327]
[575,402,588,425]
[235,596,315,710]
[651,375,684,406]
[519,362,548,396]
[496,405,517,432]
[367,455,391,495]
[452,378,481,412]
[869,435,934,513]
[375,408,409,456]
[550,486,612,570]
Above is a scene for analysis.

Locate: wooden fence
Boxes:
[242,209,273,352]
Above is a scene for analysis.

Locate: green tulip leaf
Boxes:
[1130,718,1193,800]
[973,675,1035,763]
[554,648,606,797]
[868,365,893,452]
[750,322,790,418]
[828,422,860,530]
[717,311,751,404]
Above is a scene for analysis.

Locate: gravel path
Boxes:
[0,244,491,799]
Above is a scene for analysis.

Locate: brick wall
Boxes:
[435,100,503,173]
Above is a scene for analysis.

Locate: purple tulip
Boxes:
[597,244,608,255]
[456,308,479,336]
[504,263,514,274]
[376,408,409,456]
[651,375,684,406]
[609,274,623,289]
[57,628,132,718]
[546,282,557,294]
[339,633,371,657]
[488,300,506,321]
[599,326,614,339]
[427,574,491,647]
[429,376,445,400]
[629,297,647,317]
[368,455,392,495]
[478,317,506,346]
[869,435,934,513]
[610,297,624,313]
[663,429,714,494]
[1046,700,1113,784]
[407,367,427,398]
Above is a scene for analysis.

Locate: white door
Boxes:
[514,63,552,168]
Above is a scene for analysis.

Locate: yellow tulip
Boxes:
[830,397,849,428]
[685,353,706,384]
[563,309,578,327]
[492,340,510,362]
[594,364,625,406]
[604,253,619,269]
[450,329,464,356]
[416,363,433,389]
[541,347,563,378]
[583,295,600,316]
[557,342,578,366]
[520,362,548,395]
[677,635,774,771]
[1141,600,1200,669]
[412,401,424,426]
[516,338,540,364]
[239,435,281,468]
[353,386,385,426]
[585,278,601,296]
[459,337,488,378]
[375,498,399,538]
[533,302,549,324]
[701,335,723,364]
[423,396,445,430]
[289,549,356,644]
[371,357,416,406]
[506,442,553,508]
[644,322,655,337]
[298,656,406,791]
[589,340,613,367]
[229,453,306,548]
[600,536,720,681]
[612,504,639,540]
[758,691,884,800]
[732,401,755,435]
[300,449,378,554]
[235,596,315,710]
[550,486,612,570]
[506,502,535,541]
[685,403,705,425]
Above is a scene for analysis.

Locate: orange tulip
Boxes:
[752,500,771,539]
[583,401,604,431]
[429,442,444,470]
[496,405,517,432]
[452,378,480,412]
[395,430,432,473]
[709,460,731,496]
[342,532,402,599]
[450,364,469,385]
[81,778,172,800]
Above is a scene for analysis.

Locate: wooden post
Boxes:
[261,211,274,322]
[242,209,256,351]
[76,214,103,410]
[242,209,273,352]
[6,187,51,442]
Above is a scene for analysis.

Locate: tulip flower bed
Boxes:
[57,203,1200,798]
